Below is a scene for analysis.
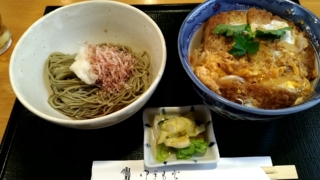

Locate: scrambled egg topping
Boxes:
[190,8,318,109]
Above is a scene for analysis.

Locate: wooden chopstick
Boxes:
[261,165,298,180]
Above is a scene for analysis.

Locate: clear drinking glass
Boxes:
[0,14,12,55]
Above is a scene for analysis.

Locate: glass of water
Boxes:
[0,14,12,55]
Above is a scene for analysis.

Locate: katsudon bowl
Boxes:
[9,1,166,129]
[178,0,320,120]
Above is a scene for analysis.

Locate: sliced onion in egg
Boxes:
[220,75,245,83]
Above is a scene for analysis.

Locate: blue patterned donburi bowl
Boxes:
[178,0,320,120]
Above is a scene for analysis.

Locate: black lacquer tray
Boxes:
[1,1,320,180]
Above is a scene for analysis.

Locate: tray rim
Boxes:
[0,1,302,178]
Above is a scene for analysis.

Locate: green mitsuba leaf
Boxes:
[212,24,293,56]
[228,35,260,56]
[213,24,247,36]
[244,24,255,39]
[255,26,293,39]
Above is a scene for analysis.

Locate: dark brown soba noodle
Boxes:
[46,45,150,120]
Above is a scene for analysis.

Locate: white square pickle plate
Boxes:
[143,105,220,168]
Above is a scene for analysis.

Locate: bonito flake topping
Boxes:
[70,43,137,94]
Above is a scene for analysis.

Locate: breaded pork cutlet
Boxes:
[202,10,247,53]
[192,8,317,109]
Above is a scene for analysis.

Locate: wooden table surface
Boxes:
[0,0,319,142]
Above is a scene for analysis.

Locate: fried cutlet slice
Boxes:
[202,10,247,52]
[247,8,273,31]
[218,80,298,109]
[247,8,317,80]
[247,8,289,31]
[302,45,318,80]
